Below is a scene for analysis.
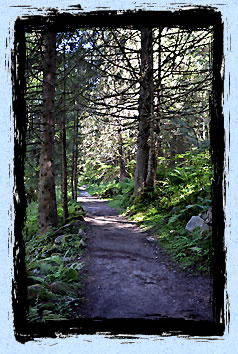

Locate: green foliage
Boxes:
[87,178,134,211]
[131,148,212,273]
[82,159,119,185]
[155,148,212,211]
[86,182,111,196]
[24,200,86,322]
[23,201,38,241]
[23,198,85,242]
[38,262,80,283]
[91,148,213,274]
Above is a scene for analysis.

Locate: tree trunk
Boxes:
[117,120,126,182]
[134,28,154,198]
[71,114,76,201]
[61,109,68,218]
[146,129,157,188]
[61,43,69,219]
[74,113,79,200]
[37,30,58,233]
[71,151,75,201]
[146,27,162,189]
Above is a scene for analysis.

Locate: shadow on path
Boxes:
[78,187,213,321]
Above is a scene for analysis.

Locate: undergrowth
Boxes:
[23,199,87,322]
[87,148,213,275]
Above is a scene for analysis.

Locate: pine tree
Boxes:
[37,29,58,233]
[134,28,154,198]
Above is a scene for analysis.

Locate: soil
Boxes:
[78,186,213,321]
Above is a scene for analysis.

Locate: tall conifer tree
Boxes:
[37,29,58,233]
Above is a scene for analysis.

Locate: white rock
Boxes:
[146,237,155,242]
[185,216,208,234]
[78,229,86,237]
[79,239,86,247]
[54,235,65,244]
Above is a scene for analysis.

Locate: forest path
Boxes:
[78,187,213,320]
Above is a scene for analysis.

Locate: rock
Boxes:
[199,207,212,226]
[199,211,207,220]
[79,239,86,247]
[205,207,212,226]
[54,235,65,244]
[146,237,155,242]
[33,269,40,275]
[185,216,209,234]
[62,223,71,228]
[200,222,210,234]
[78,229,87,238]
[75,263,83,271]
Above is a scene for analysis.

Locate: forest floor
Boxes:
[78,186,213,321]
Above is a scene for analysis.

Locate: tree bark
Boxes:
[61,43,69,219]
[146,27,162,189]
[117,119,126,182]
[146,129,157,188]
[71,114,76,201]
[61,106,68,218]
[37,30,58,233]
[74,113,79,200]
[71,151,75,201]
[134,28,154,198]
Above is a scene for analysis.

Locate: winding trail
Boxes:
[78,187,213,321]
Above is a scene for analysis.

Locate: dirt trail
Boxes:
[78,187,213,321]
